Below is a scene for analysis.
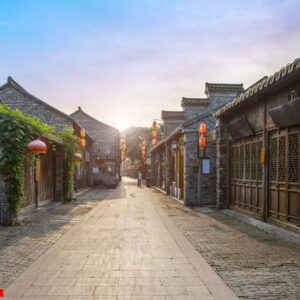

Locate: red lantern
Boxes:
[73,153,82,161]
[28,139,47,154]
[80,128,86,138]
[199,136,206,148]
[199,122,207,135]
[80,138,86,149]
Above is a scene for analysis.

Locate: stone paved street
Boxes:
[2,178,300,299]
[153,191,300,300]
[0,189,101,289]
[4,178,236,300]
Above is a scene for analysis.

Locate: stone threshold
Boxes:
[74,187,92,197]
[222,209,300,245]
[152,186,167,194]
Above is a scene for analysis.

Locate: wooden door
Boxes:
[22,154,35,208]
[268,127,300,226]
[230,135,263,217]
[39,150,54,203]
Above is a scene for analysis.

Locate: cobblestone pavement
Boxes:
[6,178,237,299]
[152,190,300,300]
[0,189,102,289]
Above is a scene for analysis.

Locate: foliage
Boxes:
[0,104,80,223]
[58,129,80,202]
[122,126,151,161]
[0,104,55,224]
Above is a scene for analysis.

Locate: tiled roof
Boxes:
[205,83,244,95]
[214,58,300,118]
[161,110,185,120]
[181,97,209,106]
[70,107,119,132]
[0,77,73,121]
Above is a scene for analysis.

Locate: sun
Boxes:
[114,115,133,131]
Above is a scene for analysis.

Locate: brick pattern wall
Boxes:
[183,130,199,205]
[71,111,120,183]
[0,86,73,131]
[216,119,230,209]
[0,84,73,223]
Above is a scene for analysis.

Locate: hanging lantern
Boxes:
[152,138,157,145]
[199,122,207,135]
[80,128,86,138]
[28,139,47,154]
[73,153,82,161]
[199,136,207,148]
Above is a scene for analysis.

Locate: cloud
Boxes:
[0,0,299,129]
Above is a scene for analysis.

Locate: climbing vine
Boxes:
[58,129,80,202]
[0,104,55,224]
[0,104,80,224]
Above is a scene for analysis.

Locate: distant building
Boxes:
[70,107,121,187]
[151,82,243,205]
[214,58,300,232]
[0,77,92,223]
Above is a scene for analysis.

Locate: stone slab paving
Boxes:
[0,189,101,289]
[151,190,300,300]
[5,178,237,299]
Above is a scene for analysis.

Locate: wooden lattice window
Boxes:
[244,144,250,180]
[270,137,277,181]
[288,133,299,183]
[230,147,235,178]
[257,141,263,180]
[250,142,257,180]
[240,145,244,179]
[278,136,286,181]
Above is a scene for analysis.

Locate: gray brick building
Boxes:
[214,58,300,232]
[0,77,92,224]
[151,82,243,206]
[70,107,121,187]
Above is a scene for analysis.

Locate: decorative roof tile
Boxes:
[181,97,209,107]
[161,110,185,120]
[205,83,244,95]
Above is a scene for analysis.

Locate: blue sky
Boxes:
[0,0,299,130]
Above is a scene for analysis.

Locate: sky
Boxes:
[0,0,299,130]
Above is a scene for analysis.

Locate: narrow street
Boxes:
[3,177,300,299]
[5,178,236,300]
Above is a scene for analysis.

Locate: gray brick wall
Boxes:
[216,119,230,209]
[71,110,120,183]
[0,86,73,131]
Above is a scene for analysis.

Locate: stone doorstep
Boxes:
[18,187,93,222]
[222,209,300,246]
[152,186,167,195]
[19,202,61,221]
[74,187,93,198]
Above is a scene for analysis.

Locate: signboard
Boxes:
[92,167,99,174]
[202,158,210,174]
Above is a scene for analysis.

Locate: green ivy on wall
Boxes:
[0,104,80,224]
[58,129,80,202]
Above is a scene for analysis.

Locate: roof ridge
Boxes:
[0,76,74,122]
[214,57,300,117]
[70,108,119,132]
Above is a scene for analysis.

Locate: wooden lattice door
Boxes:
[230,135,263,216]
[269,127,300,226]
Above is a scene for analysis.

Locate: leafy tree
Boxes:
[122,126,151,162]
